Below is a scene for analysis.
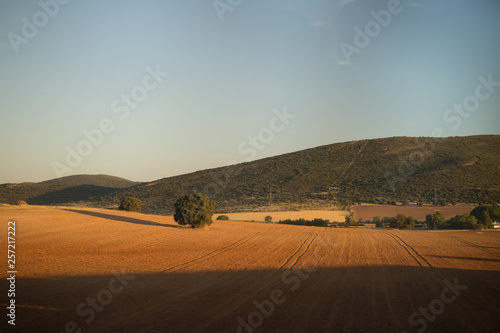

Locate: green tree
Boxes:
[470,205,499,228]
[404,216,416,229]
[119,197,142,212]
[425,214,434,229]
[174,193,215,228]
[373,216,383,228]
[265,215,273,223]
[430,211,446,229]
[448,214,477,229]
[345,212,355,227]
[479,211,494,229]
[390,214,415,229]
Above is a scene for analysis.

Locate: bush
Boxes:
[264,215,272,223]
[345,212,355,227]
[174,193,215,228]
[425,211,446,229]
[373,216,383,228]
[119,197,142,212]
[17,200,28,206]
[216,215,229,220]
[278,218,328,227]
[447,214,477,229]
[390,214,415,229]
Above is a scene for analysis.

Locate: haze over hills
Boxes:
[1,136,499,212]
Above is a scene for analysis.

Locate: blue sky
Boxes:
[1,0,499,183]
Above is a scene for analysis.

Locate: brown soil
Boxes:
[352,204,476,221]
[221,210,348,223]
[1,207,499,332]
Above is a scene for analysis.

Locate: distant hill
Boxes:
[105,135,500,214]
[39,174,141,188]
[1,136,498,211]
[0,174,140,205]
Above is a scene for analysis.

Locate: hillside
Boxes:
[0,174,140,205]
[39,174,141,188]
[107,135,500,214]
[1,136,498,211]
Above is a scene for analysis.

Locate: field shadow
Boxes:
[63,209,182,229]
[428,255,500,263]
[3,266,500,333]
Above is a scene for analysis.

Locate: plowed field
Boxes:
[1,207,499,332]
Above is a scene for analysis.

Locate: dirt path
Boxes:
[1,207,499,332]
[333,140,369,186]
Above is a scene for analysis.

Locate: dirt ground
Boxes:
[1,207,499,332]
[352,204,476,221]
[219,210,348,223]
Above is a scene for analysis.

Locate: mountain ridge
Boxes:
[110,135,500,214]
[1,135,498,212]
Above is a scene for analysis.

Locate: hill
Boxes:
[39,174,140,188]
[0,174,140,205]
[106,135,500,214]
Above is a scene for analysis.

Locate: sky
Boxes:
[0,0,499,183]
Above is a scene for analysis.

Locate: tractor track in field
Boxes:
[196,233,320,331]
[450,235,500,259]
[157,232,265,274]
[386,231,432,268]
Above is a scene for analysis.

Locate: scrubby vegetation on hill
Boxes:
[0,175,139,206]
[106,135,500,214]
[1,136,498,213]
[39,174,140,188]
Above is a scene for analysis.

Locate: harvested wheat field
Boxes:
[1,207,500,333]
[352,204,476,221]
[220,210,348,223]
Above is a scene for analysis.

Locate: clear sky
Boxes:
[1,0,499,183]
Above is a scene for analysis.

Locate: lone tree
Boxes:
[119,197,142,212]
[265,215,273,223]
[174,193,215,228]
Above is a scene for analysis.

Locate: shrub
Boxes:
[278,218,328,227]
[119,197,142,212]
[373,216,383,228]
[264,215,272,223]
[345,212,355,227]
[174,193,215,228]
[216,215,229,220]
[17,200,28,206]
[425,211,446,229]
[390,214,415,229]
[447,214,477,229]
